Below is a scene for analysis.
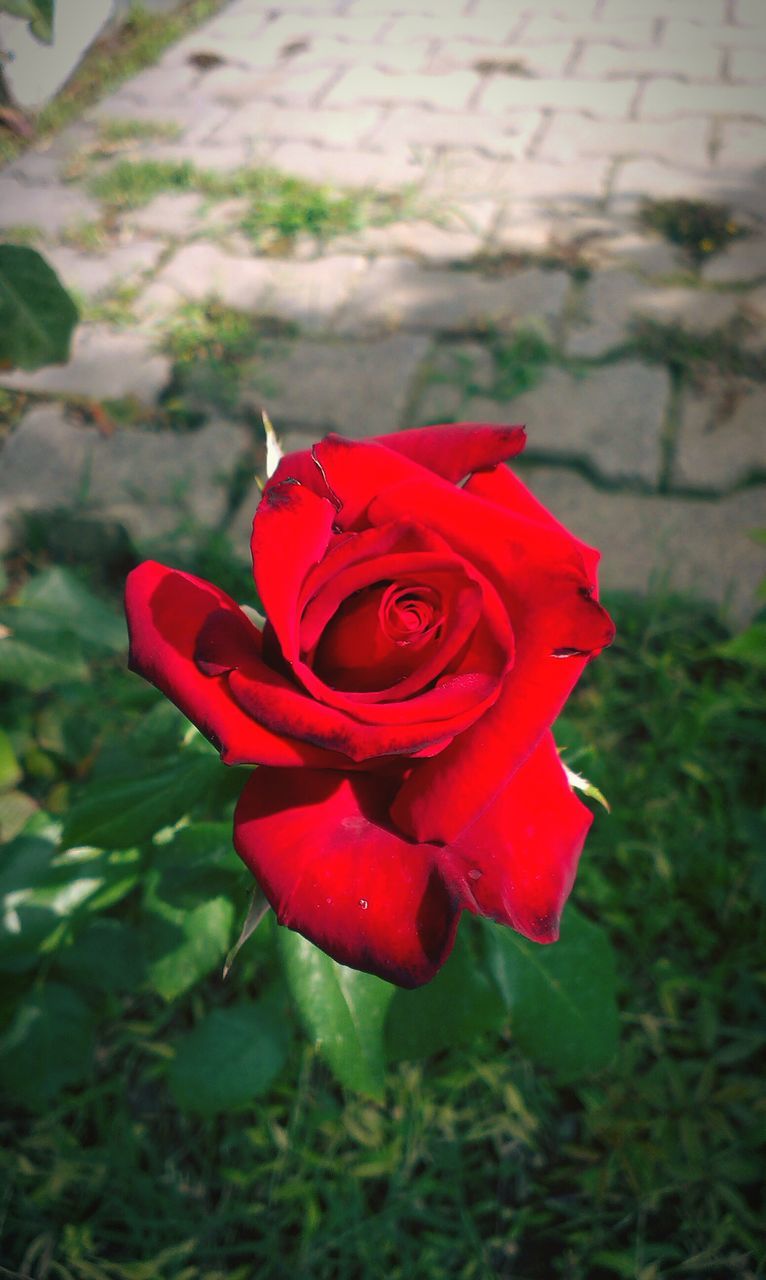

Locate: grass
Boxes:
[158,300,275,425]
[633,317,766,384]
[490,326,555,400]
[88,157,200,207]
[422,327,557,417]
[81,282,142,328]
[0,223,43,247]
[0,1,230,168]
[96,117,182,145]
[0,568,764,1278]
[638,198,746,267]
[87,157,400,250]
[58,219,112,252]
[0,388,29,439]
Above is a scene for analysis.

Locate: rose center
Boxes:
[381,583,441,644]
[311,580,445,693]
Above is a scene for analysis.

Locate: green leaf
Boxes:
[19,568,126,653]
[153,821,237,871]
[62,755,222,850]
[0,610,88,690]
[0,838,142,972]
[385,926,506,1063]
[0,728,22,791]
[484,906,619,1083]
[0,834,60,971]
[718,623,766,668]
[144,893,234,1002]
[223,888,269,979]
[168,995,289,1114]
[0,983,95,1108]
[0,244,78,370]
[0,789,37,841]
[0,0,55,43]
[55,918,146,992]
[127,700,190,758]
[278,929,395,1098]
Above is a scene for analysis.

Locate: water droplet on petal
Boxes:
[468,869,482,881]
[359,898,368,910]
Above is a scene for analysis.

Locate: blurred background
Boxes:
[0,2,764,1277]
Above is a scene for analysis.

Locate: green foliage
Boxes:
[491,325,554,400]
[0,0,54,43]
[168,995,290,1114]
[639,196,745,264]
[0,567,764,1276]
[632,316,766,382]
[160,300,265,420]
[87,156,401,249]
[485,905,619,1082]
[0,983,95,1108]
[279,930,396,1099]
[96,115,182,144]
[89,157,199,207]
[19,565,126,652]
[239,177,365,245]
[0,244,79,371]
[385,924,506,1061]
[718,621,766,667]
[61,756,223,849]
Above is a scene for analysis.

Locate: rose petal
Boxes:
[266,425,528,514]
[466,464,601,590]
[251,479,336,663]
[228,665,499,759]
[442,731,592,942]
[125,561,346,769]
[389,624,602,844]
[234,768,460,987]
[362,476,613,843]
[376,422,526,482]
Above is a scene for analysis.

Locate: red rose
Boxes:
[125,425,614,988]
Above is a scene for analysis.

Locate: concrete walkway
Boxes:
[1,0,765,620]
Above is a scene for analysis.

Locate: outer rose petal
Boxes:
[266,424,526,510]
[374,422,526,482]
[234,768,460,987]
[442,732,593,942]
[125,561,348,769]
[251,479,336,662]
[465,464,601,590]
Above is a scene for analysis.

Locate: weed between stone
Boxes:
[638,197,747,267]
[86,157,402,250]
[633,318,766,384]
[158,302,289,426]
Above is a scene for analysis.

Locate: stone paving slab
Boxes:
[673,381,766,491]
[335,258,570,336]
[518,466,766,625]
[0,177,100,234]
[0,405,252,552]
[566,270,654,358]
[0,327,171,403]
[153,243,368,330]
[460,363,671,488]
[43,240,166,301]
[238,333,432,438]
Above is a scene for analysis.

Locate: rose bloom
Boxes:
[125,424,614,988]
